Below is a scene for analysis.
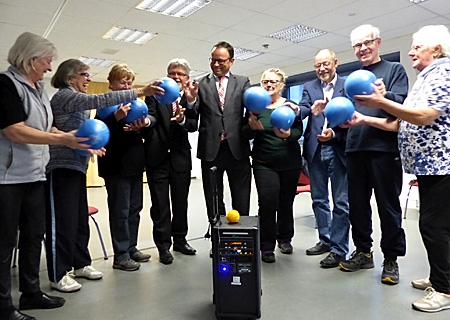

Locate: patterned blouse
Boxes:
[398,57,450,175]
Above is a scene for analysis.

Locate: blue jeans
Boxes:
[308,144,349,256]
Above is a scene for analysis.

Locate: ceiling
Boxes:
[1,0,450,88]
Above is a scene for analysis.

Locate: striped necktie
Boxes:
[218,76,225,107]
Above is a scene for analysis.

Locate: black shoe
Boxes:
[381,259,399,285]
[130,250,151,262]
[339,251,374,272]
[19,291,65,310]
[113,258,140,271]
[2,309,36,320]
[173,242,197,255]
[159,250,174,265]
[261,251,276,263]
[277,241,293,254]
[306,242,330,255]
[320,252,344,268]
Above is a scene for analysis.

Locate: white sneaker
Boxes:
[412,287,450,312]
[50,273,82,293]
[412,277,432,290]
[73,265,103,280]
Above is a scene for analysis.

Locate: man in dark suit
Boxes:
[298,49,350,268]
[186,41,252,223]
[143,58,198,265]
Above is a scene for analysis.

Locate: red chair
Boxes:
[88,206,108,260]
[296,171,311,194]
[403,179,419,219]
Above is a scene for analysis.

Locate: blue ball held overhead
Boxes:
[123,99,148,123]
[243,86,271,113]
[74,119,110,156]
[344,69,377,99]
[324,97,355,127]
[96,104,119,120]
[155,77,180,105]
[270,105,296,131]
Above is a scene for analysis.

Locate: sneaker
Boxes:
[306,242,330,255]
[73,266,103,280]
[277,241,293,254]
[412,287,450,312]
[50,273,82,293]
[261,251,275,263]
[113,258,140,271]
[412,278,432,290]
[320,252,344,268]
[381,259,399,285]
[130,250,151,262]
[339,251,374,272]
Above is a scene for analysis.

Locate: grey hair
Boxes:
[51,59,89,89]
[350,24,381,46]
[412,25,450,57]
[167,58,191,76]
[7,32,57,74]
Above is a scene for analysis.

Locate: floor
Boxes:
[10,174,447,320]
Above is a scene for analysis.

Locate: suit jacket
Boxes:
[143,95,197,172]
[186,72,251,162]
[298,76,347,164]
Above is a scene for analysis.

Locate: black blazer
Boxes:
[186,72,251,162]
[298,76,348,164]
[143,95,197,172]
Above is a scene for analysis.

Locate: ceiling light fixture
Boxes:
[79,56,116,68]
[234,47,263,61]
[410,0,427,3]
[269,24,326,43]
[136,0,211,18]
[103,26,157,45]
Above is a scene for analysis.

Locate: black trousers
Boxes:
[347,151,406,259]
[201,140,251,221]
[417,175,450,294]
[0,182,45,308]
[45,169,91,283]
[253,168,301,252]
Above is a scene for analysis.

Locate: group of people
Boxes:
[0,20,449,320]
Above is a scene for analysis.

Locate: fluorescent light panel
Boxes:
[79,56,116,68]
[269,24,326,43]
[410,0,427,3]
[136,0,211,18]
[234,47,263,61]
[103,26,157,45]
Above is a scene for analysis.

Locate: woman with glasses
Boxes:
[45,59,163,292]
[246,68,303,263]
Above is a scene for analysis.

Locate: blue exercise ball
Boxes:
[324,97,355,127]
[344,70,377,99]
[270,105,296,130]
[123,99,148,123]
[155,77,180,105]
[96,104,119,120]
[75,119,110,156]
[243,86,271,113]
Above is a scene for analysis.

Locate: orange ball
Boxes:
[226,209,240,223]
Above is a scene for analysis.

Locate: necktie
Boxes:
[218,77,225,107]
[323,83,333,129]
[172,101,177,117]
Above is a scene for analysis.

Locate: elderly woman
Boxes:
[0,33,89,320]
[97,64,150,272]
[246,68,303,263]
[352,25,450,313]
[45,59,162,293]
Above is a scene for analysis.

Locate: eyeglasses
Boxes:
[79,72,91,78]
[167,71,187,77]
[353,38,378,49]
[261,79,280,85]
[314,61,332,69]
[209,58,231,65]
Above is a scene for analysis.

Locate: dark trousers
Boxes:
[417,175,450,294]
[253,168,300,252]
[104,174,143,261]
[201,140,251,220]
[0,182,45,308]
[347,151,406,259]
[146,153,191,251]
[45,169,91,283]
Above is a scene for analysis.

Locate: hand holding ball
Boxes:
[344,70,377,99]
[96,104,119,120]
[324,97,355,127]
[75,119,110,156]
[123,99,148,123]
[155,77,180,105]
[243,86,271,113]
[270,106,296,130]
[226,210,240,224]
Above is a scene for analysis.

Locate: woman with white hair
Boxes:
[353,24,450,313]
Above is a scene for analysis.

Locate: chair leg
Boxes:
[89,215,108,260]
[403,185,413,219]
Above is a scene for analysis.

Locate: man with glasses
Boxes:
[298,49,350,268]
[339,24,409,285]
[143,58,198,264]
[185,41,252,225]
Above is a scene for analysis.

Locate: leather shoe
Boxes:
[159,250,174,265]
[173,242,197,255]
[3,310,36,320]
[320,252,344,268]
[19,292,65,310]
[306,242,330,256]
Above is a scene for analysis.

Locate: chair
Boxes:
[296,171,311,194]
[403,179,419,219]
[88,206,108,260]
